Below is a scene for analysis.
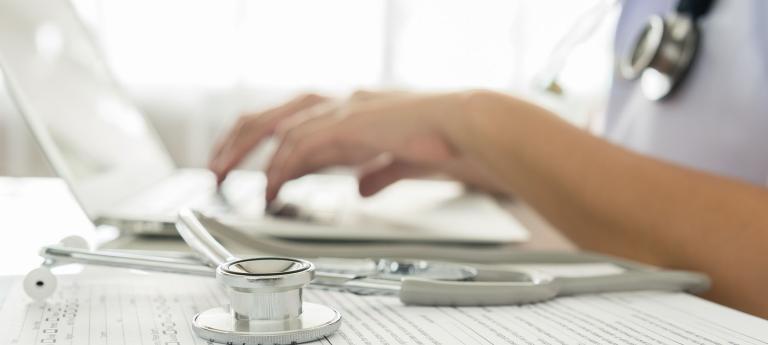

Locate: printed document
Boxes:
[0,270,766,344]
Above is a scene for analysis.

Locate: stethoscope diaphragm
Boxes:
[193,257,342,345]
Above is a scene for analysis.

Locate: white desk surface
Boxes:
[0,178,98,276]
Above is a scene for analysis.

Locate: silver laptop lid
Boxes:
[0,0,175,218]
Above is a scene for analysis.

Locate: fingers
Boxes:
[208,115,266,183]
[348,89,414,103]
[265,117,350,201]
[358,160,430,197]
[208,93,328,183]
[265,107,381,202]
[261,90,464,201]
[267,116,332,192]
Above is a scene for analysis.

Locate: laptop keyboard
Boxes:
[115,172,222,216]
[115,172,354,226]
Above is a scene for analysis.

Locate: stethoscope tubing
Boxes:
[36,243,710,306]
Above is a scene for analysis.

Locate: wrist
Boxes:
[447,90,564,178]
[441,90,516,154]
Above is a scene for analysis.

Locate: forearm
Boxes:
[449,91,768,316]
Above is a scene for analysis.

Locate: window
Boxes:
[71,0,617,95]
[2,0,618,174]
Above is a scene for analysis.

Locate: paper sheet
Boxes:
[1,270,766,345]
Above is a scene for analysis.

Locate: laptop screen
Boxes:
[0,0,175,217]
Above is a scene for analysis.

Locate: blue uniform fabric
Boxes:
[604,0,768,185]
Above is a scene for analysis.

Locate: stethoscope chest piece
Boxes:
[193,257,342,345]
[622,0,719,102]
[622,13,700,101]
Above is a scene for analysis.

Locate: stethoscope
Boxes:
[621,0,716,100]
[25,209,709,345]
[539,0,715,101]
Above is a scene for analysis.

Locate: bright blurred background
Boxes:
[0,0,619,177]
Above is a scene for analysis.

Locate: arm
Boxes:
[449,91,768,316]
[212,90,768,316]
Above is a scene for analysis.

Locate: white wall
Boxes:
[0,0,618,176]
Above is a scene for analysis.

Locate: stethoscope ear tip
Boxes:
[24,235,86,301]
[58,235,90,251]
[23,266,57,301]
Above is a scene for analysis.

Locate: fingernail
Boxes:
[358,183,371,197]
[265,186,276,203]
[266,178,275,197]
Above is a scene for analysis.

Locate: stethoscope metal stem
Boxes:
[41,245,215,277]
[38,245,404,296]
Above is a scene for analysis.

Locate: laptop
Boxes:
[0,0,529,244]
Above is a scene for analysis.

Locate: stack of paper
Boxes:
[1,270,766,344]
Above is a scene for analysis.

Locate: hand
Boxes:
[264,90,509,202]
[208,93,330,183]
